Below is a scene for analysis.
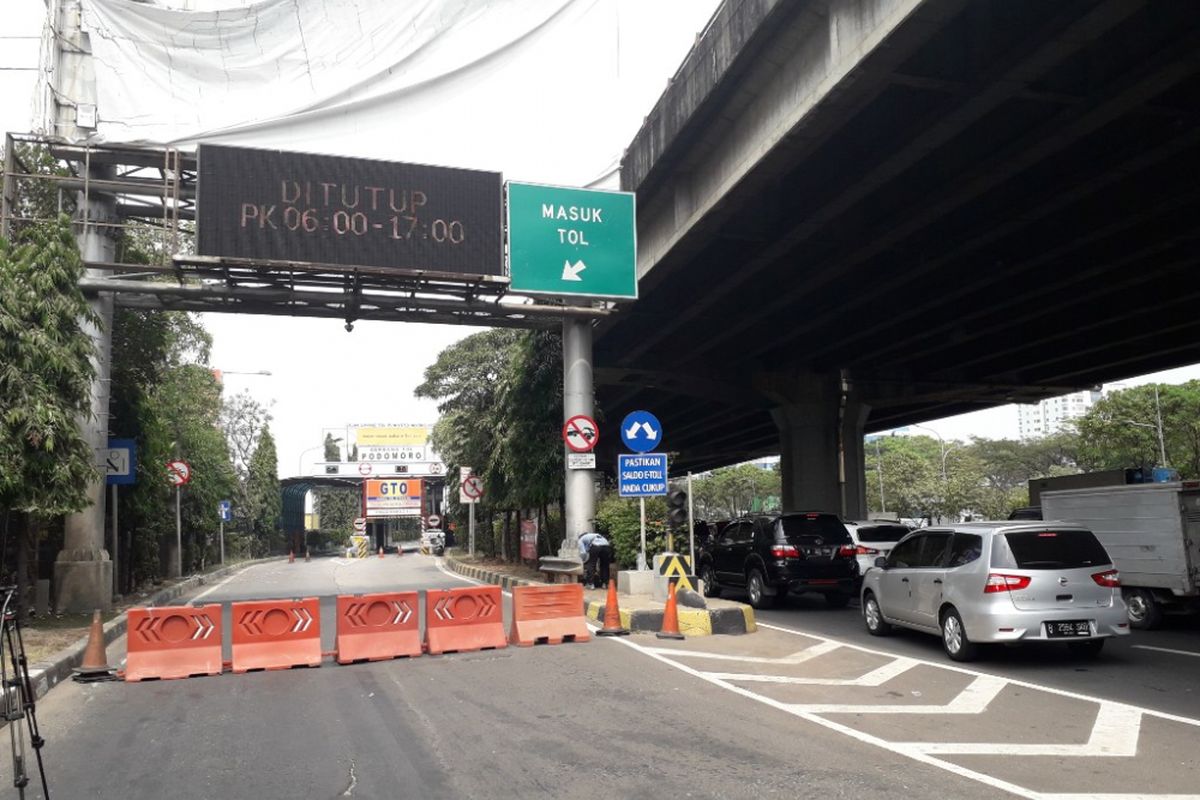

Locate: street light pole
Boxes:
[1154,385,1168,467]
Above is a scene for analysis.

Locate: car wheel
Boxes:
[1122,588,1162,630]
[824,592,850,609]
[1068,639,1105,659]
[862,592,891,636]
[940,607,979,662]
[700,564,721,598]
[746,569,778,609]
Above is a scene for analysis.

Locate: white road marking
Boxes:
[705,655,918,687]
[788,673,1006,715]
[1132,644,1200,659]
[643,640,841,664]
[191,564,259,602]
[909,703,1142,757]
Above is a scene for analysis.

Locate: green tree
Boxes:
[0,216,98,608]
[1076,383,1200,479]
[595,492,668,568]
[242,427,280,555]
[692,464,780,520]
[314,487,360,544]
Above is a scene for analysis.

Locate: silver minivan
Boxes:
[860,522,1130,661]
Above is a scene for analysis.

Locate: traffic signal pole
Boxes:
[561,318,596,561]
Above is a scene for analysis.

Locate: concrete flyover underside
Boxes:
[593,0,1200,501]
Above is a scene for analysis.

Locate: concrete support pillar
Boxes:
[763,371,870,520]
[559,318,596,560]
[55,175,115,612]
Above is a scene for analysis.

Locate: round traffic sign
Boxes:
[358,462,372,476]
[620,410,663,453]
[166,460,192,486]
[462,475,485,500]
[426,514,442,529]
[561,414,599,453]
[353,517,367,531]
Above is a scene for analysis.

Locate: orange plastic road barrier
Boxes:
[335,592,421,664]
[657,581,686,640]
[596,579,630,637]
[425,585,507,655]
[509,584,590,647]
[231,597,322,673]
[125,604,222,682]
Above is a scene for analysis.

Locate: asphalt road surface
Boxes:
[5,558,1199,799]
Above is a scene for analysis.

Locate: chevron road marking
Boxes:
[595,619,1200,800]
[704,654,918,686]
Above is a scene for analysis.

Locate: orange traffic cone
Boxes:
[73,610,115,682]
[657,581,686,640]
[378,546,384,558]
[595,578,630,637]
[288,550,295,563]
[304,549,311,562]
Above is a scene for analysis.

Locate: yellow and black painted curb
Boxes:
[585,600,755,636]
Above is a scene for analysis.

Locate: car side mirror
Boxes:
[874,556,888,569]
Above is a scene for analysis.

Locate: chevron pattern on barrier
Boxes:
[425,585,508,655]
[336,592,422,664]
[231,597,323,673]
[125,604,223,682]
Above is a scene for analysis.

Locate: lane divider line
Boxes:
[1132,644,1200,659]
[642,640,840,664]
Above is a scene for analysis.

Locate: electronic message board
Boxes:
[197,144,503,276]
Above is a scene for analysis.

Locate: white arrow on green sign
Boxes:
[506,181,637,300]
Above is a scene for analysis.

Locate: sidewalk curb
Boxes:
[443,555,543,590]
[585,600,755,636]
[27,556,285,700]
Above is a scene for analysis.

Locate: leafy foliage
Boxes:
[692,464,780,521]
[0,215,98,516]
[1076,383,1200,479]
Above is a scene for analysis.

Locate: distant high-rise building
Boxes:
[1017,389,1103,439]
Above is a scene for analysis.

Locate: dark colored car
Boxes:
[697,512,858,609]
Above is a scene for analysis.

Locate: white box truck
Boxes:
[1041,481,1200,629]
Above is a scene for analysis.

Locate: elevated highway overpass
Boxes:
[595,0,1200,515]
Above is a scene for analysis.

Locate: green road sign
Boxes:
[506,182,636,300]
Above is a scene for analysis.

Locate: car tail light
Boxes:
[771,544,800,559]
[837,545,858,558]
[855,545,879,556]
[984,573,1032,593]
[1091,569,1120,588]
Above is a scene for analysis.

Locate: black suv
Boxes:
[698,512,857,609]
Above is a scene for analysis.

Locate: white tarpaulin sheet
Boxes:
[73,0,720,185]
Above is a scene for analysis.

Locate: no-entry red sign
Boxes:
[561,414,599,453]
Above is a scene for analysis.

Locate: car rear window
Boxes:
[854,525,909,543]
[779,514,851,544]
[991,530,1112,570]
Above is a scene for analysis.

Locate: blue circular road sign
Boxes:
[620,410,663,453]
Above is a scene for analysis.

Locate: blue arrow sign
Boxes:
[618,453,668,497]
[218,499,233,522]
[620,410,663,453]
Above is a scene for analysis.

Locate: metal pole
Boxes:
[561,318,595,560]
[468,501,476,557]
[219,519,225,565]
[686,472,695,570]
[638,497,647,571]
[175,485,182,577]
[1154,385,1168,467]
[875,438,886,513]
[111,483,118,596]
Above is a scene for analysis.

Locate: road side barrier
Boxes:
[231,597,322,673]
[509,584,590,647]
[335,592,421,664]
[125,604,222,682]
[425,585,507,655]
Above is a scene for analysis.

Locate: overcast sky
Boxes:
[3,0,1197,478]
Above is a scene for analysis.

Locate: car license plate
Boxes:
[1045,620,1091,638]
